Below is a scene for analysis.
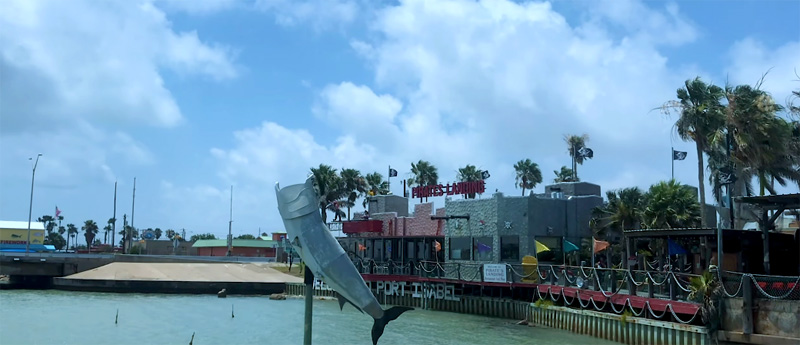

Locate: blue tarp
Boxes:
[667,239,688,256]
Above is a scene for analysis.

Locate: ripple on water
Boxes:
[0,290,620,345]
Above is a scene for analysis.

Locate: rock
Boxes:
[217,289,227,298]
[516,320,528,326]
[269,293,287,300]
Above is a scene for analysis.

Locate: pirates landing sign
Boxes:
[412,180,486,199]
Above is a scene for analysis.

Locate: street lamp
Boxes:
[26,153,43,254]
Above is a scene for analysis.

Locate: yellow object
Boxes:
[521,255,539,283]
[535,241,550,253]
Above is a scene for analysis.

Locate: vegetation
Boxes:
[190,233,217,241]
[82,220,99,249]
[689,270,722,332]
[514,159,542,196]
[553,166,578,183]
[565,134,591,181]
[456,164,483,199]
[235,234,257,239]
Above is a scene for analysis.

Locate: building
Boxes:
[141,239,197,255]
[0,220,49,252]
[193,239,278,258]
[336,181,603,266]
[445,182,602,264]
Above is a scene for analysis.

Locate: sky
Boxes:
[1,0,799,240]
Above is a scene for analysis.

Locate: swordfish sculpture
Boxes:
[275,177,412,345]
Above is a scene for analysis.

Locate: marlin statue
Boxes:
[275,178,412,345]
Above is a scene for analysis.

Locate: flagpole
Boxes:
[591,236,595,269]
[112,181,117,249]
[671,147,674,180]
[562,236,566,266]
[388,165,391,195]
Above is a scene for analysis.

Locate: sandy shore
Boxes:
[65,262,303,283]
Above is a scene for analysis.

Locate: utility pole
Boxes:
[227,185,233,256]
[129,177,136,254]
[112,181,117,250]
[26,153,43,254]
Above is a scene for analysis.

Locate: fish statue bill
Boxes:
[275,177,412,345]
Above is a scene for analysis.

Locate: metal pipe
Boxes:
[304,267,314,345]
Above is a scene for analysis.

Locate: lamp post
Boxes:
[26,153,43,254]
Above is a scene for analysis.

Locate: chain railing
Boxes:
[717,270,800,300]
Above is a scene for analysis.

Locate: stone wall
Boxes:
[722,298,800,338]
[352,202,442,238]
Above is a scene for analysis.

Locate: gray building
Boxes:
[444,182,603,264]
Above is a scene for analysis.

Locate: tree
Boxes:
[660,77,725,226]
[310,164,347,223]
[715,82,800,195]
[154,228,163,240]
[45,232,66,250]
[340,168,367,220]
[513,159,542,196]
[235,234,257,240]
[553,166,578,183]
[565,134,592,181]
[593,187,646,240]
[82,220,99,250]
[456,164,483,199]
[410,160,438,187]
[363,172,390,207]
[66,223,78,250]
[642,180,701,229]
[190,233,217,242]
[103,224,112,244]
[38,215,56,233]
[166,229,176,241]
[261,232,269,237]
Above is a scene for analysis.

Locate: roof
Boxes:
[735,194,800,209]
[0,221,46,231]
[192,239,278,248]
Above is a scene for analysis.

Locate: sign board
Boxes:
[371,281,460,301]
[411,180,486,199]
[483,264,507,283]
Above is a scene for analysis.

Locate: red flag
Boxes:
[593,238,610,254]
[434,240,441,252]
[358,243,366,251]
[55,206,62,217]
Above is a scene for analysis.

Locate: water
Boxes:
[0,290,619,345]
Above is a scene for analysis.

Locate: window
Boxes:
[501,236,519,262]
[473,237,493,261]
[449,237,471,260]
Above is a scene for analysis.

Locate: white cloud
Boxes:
[255,0,359,30]
[0,0,238,132]
[154,0,242,14]
[726,38,800,111]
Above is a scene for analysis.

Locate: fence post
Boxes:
[742,275,753,335]
[669,273,676,300]
[549,265,556,285]
[648,275,655,299]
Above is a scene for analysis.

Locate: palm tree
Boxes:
[310,164,346,223]
[660,77,725,227]
[82,220,99,251]
[565,134,590,181]
[457,164,483,199]
[553,166,578,183]
[716,82,800,195]
[363,172,390,207]
[66,223,78,250]
[154,228,163,240]
[166,229,176,241]
[410,160,438,201]
[513,159,542,196]
[340,168,367,220]
[594,187,646,240]
[642,180,701,229]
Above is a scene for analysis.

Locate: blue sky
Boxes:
[1,0,798,240]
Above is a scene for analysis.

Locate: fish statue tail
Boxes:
[371,306,413,345]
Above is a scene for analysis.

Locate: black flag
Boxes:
[577,147,594,159]
[673,150,687,161]
[388,168,398,177]
[481,170,490,179]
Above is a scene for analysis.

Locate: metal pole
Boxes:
[388,165,391,195]
[112,181,117,250]
[304,266,314,345]
[671,147,674,180]
[130,177,136,254]
[26,154,42,254]
[227,185,233,256]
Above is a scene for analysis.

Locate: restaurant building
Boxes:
[193,239,278,258]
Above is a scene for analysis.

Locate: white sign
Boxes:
[483,264,507,283]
